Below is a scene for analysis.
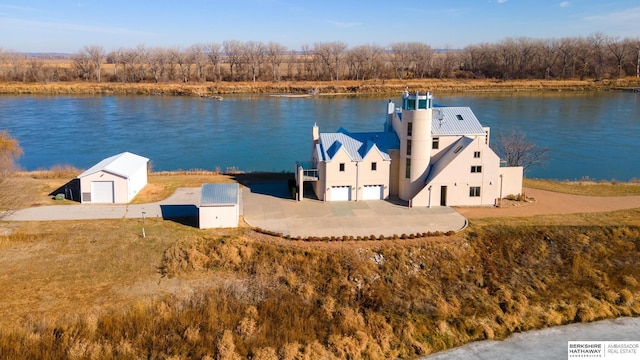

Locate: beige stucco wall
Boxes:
[79,171,128,203]
[498,166,524,198]
[199,205,239,229]
[316,146,391,202]
[413,137,506,207]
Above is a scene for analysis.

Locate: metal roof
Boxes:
[78,152,149,179]
[318,129,398,162]
[200,183,239,206]
[431,107,487,136]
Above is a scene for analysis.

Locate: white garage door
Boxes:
[330,186,351,201]
[362,185,383,200]
[91,181,114,203]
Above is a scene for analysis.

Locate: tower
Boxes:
[398,91,433,202]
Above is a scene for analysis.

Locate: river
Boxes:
[0,92,638,180]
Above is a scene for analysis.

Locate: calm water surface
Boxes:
[0,92,638,180]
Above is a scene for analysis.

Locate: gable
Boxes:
[78,152,149,179]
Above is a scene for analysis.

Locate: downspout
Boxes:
[355,161,359,201]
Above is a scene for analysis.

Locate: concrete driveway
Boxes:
[241,182,467,238]
[1,188,201,221]
[2,183,468,237]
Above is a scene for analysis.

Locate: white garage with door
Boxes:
[362,185,384,200]
[330,186,351,201]
[78,152,149,204]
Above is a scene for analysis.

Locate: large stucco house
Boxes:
[296,91,523,207]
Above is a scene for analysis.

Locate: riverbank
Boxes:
[1,78,640,96]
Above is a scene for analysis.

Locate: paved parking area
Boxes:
[241,182,467,238]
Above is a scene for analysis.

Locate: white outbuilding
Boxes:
[78,152,149,204]
[199,183,240,229]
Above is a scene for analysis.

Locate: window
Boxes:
[339,163,345,172]
[474,151,481,158]
[471,165,482,173]
[371,162,377,171]
[406,99,416,110]
[407,122,412,137]
[418,99,427,109]
[453,145,463,154]
[469,186,481,197]
[456,114,464,121]
[406,139,412,155]
[432,137,439,149]
[405,159,411,179]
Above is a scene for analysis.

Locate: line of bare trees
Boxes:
[1,33,639,83]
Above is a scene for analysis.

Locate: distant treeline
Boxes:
[1,33,639,83]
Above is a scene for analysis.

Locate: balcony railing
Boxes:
[296,161,319,181]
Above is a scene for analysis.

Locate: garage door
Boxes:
[362,185,383,200]
[91,181,114,203]
[330,186,351,201]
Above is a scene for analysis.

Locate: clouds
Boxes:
[560,1,570,8]
[584,6,640,25]
[327,20,361,29]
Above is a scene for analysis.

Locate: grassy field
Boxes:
[524,178,640,196]
[0,172,640,359]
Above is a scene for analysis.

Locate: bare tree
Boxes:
[84,45,105,82]
[169,47,191,82]
[205,43,222,81]
[243,41,265,82]
[189,44,207,82]
[72,51,93,81]
[266,41,286,81]
[390,42,412,79]
[223,40,243,81]
[313,41,347,81]
[0,130,24,215]
[605,36,628,77]
[147,47,168,83]
[493,130,549,173]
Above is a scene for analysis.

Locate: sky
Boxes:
[0,0,639,53]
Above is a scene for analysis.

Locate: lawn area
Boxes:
[524,178,640,196]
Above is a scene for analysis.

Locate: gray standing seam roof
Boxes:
[201,183,239,206]
[431,107,487,136]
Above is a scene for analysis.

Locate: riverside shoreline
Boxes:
[1,78,640,96]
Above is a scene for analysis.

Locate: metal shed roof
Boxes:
[317,129,398,162]
[200,183,239,206]
[78,152,149,179]
[431,107,486,136]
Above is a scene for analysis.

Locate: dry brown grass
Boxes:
[131,171,235,203]
[2,172,640,358]
[1,206,640,359]
[525,178,640,196]
[1,78,639,96]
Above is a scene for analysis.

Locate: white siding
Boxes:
[199,205,239,229]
